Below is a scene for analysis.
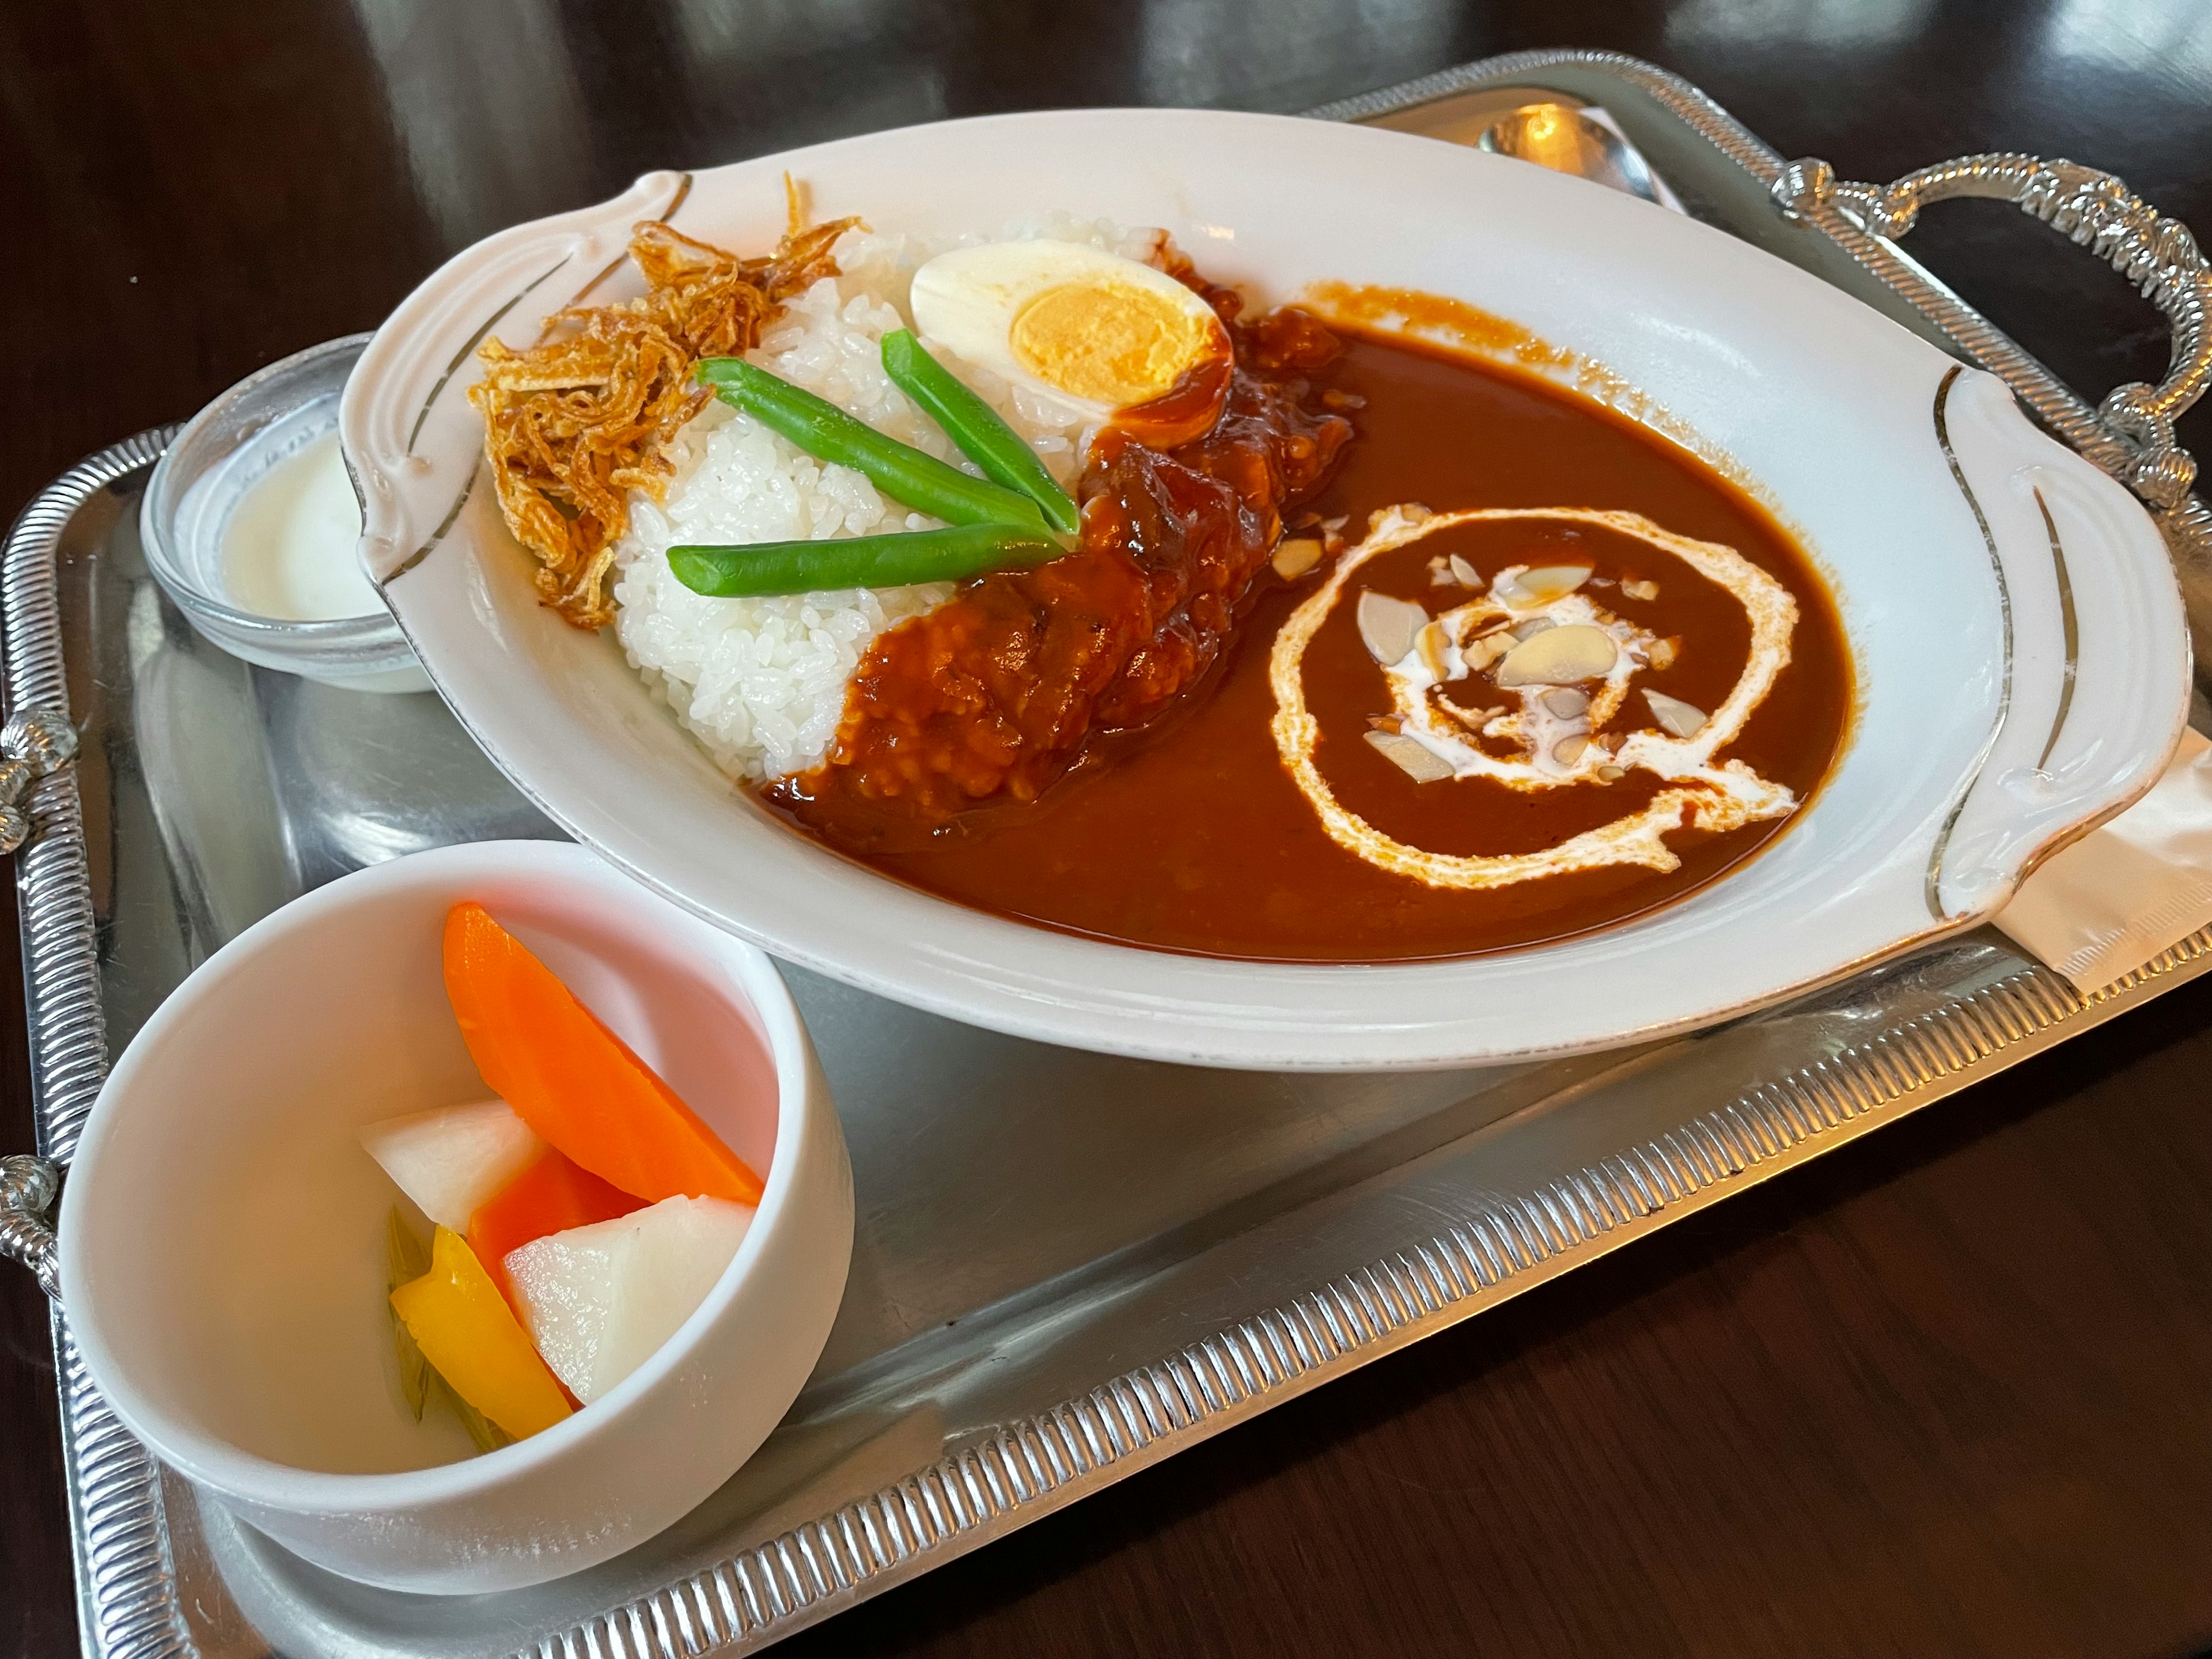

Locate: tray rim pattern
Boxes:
[6,425,195,1659]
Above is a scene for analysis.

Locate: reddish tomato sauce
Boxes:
[768,301,1350,839]
[769,324,1852,963]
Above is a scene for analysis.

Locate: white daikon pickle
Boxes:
[505,1195,755,1404]
[358,1100,543,1232]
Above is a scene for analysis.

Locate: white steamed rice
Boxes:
[612,212,1164,783]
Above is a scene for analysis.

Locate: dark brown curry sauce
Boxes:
[768,323,1852,962]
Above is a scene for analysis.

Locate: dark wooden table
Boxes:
[10,3,2212,1655]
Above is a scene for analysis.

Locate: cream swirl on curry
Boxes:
[1271,506,1803,891]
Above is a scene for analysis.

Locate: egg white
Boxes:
[908,240,1226,420]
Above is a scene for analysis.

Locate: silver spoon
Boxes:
[1477,102,1665,206]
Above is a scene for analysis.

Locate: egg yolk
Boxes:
[1009,281,1217,410]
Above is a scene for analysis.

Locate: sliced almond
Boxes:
[1400,502,1434,522]
[1357,591,1429,665]
[1365,729,1456,783]
[1541,687,1589,718]
[1321,515,1349,532]
[1494,624,1619,688]
[1511,616,1556,642]
[1272,537,1323,579]
[1448,553,1483,588]
[1552,734,1589,764]
[1366,713,1402,734]
[1596,763,1627,781]
[1415,619,1452,679]
[1620,577,1660,602]
[1493,563,1593,608]
[1644,688,1709,738]
[1645,635,1681,671]
[1460,631,1512,672]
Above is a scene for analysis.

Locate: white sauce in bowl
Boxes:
[219,432,378,621]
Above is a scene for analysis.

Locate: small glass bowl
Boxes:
[141,335,431,695]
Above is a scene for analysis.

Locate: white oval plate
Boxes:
[342,108,2190,1071]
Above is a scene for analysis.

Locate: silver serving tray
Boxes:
[12,49,2212,1659]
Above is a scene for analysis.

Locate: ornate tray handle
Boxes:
[1,1153,60,1298]
[0,707,82,1298]
[1773,153,2212,514]
[0,704,75,855]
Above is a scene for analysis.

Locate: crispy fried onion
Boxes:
[469,211,856,628]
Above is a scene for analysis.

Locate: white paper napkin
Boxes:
[1995,727,2212,993]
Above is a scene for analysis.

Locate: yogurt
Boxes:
[220,433,378,621]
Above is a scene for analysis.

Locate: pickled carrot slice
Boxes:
[468,1147,647,1314]
[441,902,764,1208]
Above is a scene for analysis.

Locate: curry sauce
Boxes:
[770,328,1851,961]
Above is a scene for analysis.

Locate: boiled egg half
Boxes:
[910,241,1230,422]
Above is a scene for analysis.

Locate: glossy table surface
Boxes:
[9,2,2212,1654]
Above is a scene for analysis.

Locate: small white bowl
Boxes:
[142,334,431,694]
[58,841,853,1594]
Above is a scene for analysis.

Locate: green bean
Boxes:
[879,331,1081,535]
[668,524,1062,599]
[695,358,1051,533]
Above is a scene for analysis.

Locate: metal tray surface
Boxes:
[14,50,2212,1659]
